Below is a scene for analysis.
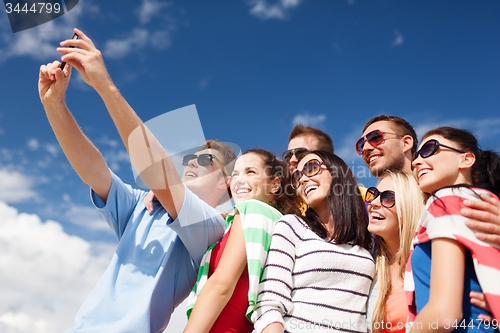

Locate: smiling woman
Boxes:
[252,150,375,333]
[407,127,500,332]
[365,171,424,333]
[184,149,302,333]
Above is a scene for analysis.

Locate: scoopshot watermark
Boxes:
[4,0,79,33]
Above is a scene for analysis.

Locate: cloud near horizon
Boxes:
[0,201,114,333]
[292,112,327,128]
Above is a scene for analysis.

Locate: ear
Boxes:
[217,175,231,191]
[459,152,476,170]
[270,177,281,194]
[402,135,414,154]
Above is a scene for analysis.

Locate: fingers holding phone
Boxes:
[57,28,113,91]
[39,60,72,107]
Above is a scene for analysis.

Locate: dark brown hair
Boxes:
[288,124,334,153]
[363,115,418,155]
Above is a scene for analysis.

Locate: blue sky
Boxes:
[1,0,500,331]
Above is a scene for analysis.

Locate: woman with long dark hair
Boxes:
[252,150,375,333]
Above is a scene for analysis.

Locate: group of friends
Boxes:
[38,29,500,333]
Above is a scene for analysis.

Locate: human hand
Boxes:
[38,60,71,107]
[469,291,495,321]
[144,190,158,214]
[57,28,113,92]
[462,194,500,246]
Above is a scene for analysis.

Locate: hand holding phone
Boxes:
[60,33,79,70]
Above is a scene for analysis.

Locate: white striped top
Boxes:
[252,214,375,333]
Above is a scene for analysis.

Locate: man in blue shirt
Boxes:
[39,28,236,332]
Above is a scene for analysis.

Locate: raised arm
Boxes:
[38,61,111,202]
[58,28,184,219]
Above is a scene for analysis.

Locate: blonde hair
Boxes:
[371,171,424,333]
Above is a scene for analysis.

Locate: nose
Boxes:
[368,195,381,210]
[288,160,298,173]
[298,173,309,187]
[412,154,422,169]
[233,173,246,185]
[362,140,375,155]
[188,158,199,168]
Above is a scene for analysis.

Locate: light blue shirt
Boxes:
[65,172,226,333]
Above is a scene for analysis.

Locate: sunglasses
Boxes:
[413,139,465,161]
[365,187,396,208]
[282,147,309,163]
[291,159,326,189]
[182,153,228,176]
[356,130,403,155]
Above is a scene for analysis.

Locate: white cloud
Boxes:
[103,27,173,59]
[97,135,120,147]
[104,28,150,59]
[246,0,302,20]
[27,138,39,151]
[103,149,130,172]
[391,30,404,47]
[44,143,59,157]
[138,0,173,24]
[0,201,114,333]
[0,2,87,62]
[64,203,112,232]
[292,112,327,127]
[0,169,36,203]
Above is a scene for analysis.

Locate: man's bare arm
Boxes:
[58,28,184,219]
[39,61,112,202]
[462,194,500,246]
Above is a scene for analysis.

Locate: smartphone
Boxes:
[60,33,79,70]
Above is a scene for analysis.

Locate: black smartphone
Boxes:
[60,33,79,70]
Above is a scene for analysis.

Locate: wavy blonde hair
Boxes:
[371,171,424,333]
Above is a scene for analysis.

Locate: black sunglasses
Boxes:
[282,147,309,163]
[413,139,465,161]
[182,153,228,176]
[356,130,403,155]
[291,159,326,189]
[365,187,396,208]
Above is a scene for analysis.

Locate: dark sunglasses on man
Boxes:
[282,147,309,163]
[291,159,326,189]
[413,139,465,161]
[356,130,404,155]
[364,187,396,208]
[182,153,228,176]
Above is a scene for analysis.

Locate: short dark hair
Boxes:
[363,115,418,155]
[288,124,334,153]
